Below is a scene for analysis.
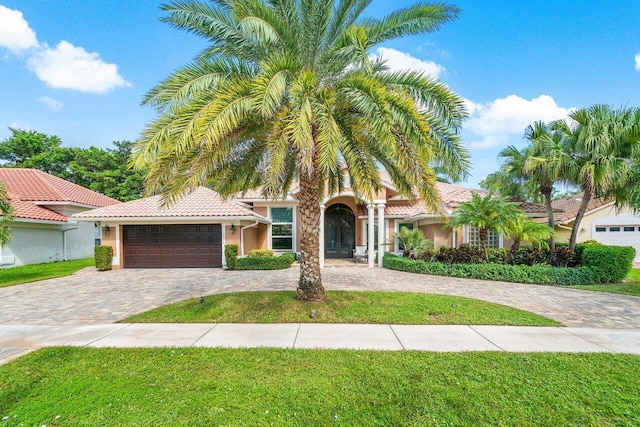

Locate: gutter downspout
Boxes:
[240,221,259,256]
[62,221,80,261]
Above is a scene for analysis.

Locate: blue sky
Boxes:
[1,0,639,187]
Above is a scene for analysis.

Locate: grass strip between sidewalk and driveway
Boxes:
[121,290,560,326]
[570,268,640,297]
[1,347,639,425]
[0,258,94,288]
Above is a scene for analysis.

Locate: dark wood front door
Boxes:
[123,224,222,268]
[324,204,355,258]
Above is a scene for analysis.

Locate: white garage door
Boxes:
[594,225,640,262]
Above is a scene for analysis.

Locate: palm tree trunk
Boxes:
[569,187,592,251]
[541,185,557,264]
[296,158,325,302]
[506,238,521,264]
[479,228,489,262]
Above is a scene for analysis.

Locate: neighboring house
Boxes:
[0,168,120,267]
[552,193,640,261]
[74,171,546,269]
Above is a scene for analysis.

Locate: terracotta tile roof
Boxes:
[0,168,120,222]
[551,192,613,223]
[73,186,269,221]
[517,201,563,214]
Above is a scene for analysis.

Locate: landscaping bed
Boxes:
[120,290,559,326]
[2,347,639,425]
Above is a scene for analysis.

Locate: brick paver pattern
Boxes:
[1,262,639,328]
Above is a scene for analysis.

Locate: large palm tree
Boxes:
[132,0,469,301]
[553,105,640,250]
[523,120,574,258]
[446,193,520,262]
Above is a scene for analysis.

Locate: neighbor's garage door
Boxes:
[123,224,222,268]
[594,225,640,262]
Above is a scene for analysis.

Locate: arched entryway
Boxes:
[324,203,355,258]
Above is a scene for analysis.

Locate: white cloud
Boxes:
[27,41,132,94]
[465,94,573,150]
[38,96,63,112]
[635,53,640,71]
[371,47,445,79]
[0,5,38,53]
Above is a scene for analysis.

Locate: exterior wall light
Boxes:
[230,224,236,234]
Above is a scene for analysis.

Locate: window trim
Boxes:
[268,206,296,251]
[464,225,503,249]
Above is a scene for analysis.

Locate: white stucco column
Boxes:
[377,203,385,267]
[367,204,375,267]
[319,204,325,268]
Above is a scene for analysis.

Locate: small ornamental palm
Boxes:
[504,213,554,264]
[132,0,469,301]
[394,226,433,257]
[446,193,520,262]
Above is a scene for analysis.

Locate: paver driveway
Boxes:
[1,264,640,327]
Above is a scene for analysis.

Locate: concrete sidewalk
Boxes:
[2,323,640,365]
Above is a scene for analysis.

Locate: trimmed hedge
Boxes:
[224,244,238,270]
[236,252,296,270]
[247,249,275,258]
[94,245,113,271]
[581,245,635,283]
[383,253,598,286]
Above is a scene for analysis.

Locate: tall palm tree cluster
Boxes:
[483,105,640,253]
[132,0,470,301]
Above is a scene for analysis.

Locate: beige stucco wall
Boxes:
[418,223,452,249]
[99,225,121,270]
[554,203,628,243]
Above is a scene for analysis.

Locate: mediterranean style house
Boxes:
[0,168,120,267]
[73,171,548,269]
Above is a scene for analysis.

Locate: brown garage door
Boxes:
[123,224,222,268]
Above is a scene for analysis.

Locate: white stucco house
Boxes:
[0,168,120,267]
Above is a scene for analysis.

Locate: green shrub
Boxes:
[94,245,113,271]
[224,244,238,270]
[383,252,598,286]
[236,252,296,270]
[510,246,548,266]
[434,244,484,264]
[487,248,509,264]
[581,245,635,283]
[247,249,275,258]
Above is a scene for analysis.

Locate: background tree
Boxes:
[446,193,520,262]
[0,129,144,202]
[132,0,469,301]
[0,181,13,246]
[481,145,541,203]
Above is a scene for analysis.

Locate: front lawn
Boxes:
[0,258,94,288]
[1,347,639,425]
[121,290,559,326]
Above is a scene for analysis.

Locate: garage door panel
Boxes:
[123,224,222,268]
[595,225,640,262]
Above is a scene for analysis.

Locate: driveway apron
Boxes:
[0,265,639,328]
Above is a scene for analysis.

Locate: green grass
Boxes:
[569,268,640,297]
[0,258,94,288]
[121,290,560,326]
[1,347,639,426]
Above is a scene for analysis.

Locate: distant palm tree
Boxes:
[0,181,13,246]
[446,193,520,262]
[132,0,469,301]
[481,145,540,203]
